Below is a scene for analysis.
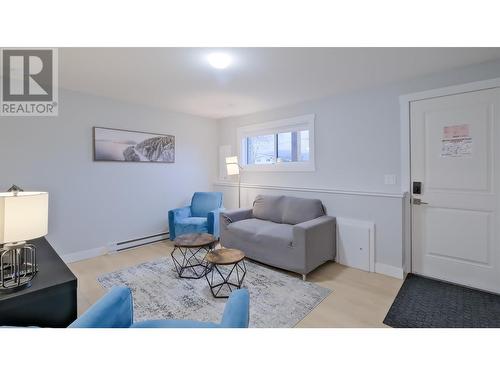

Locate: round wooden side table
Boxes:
[171,233,217,279]
[205,248,246,298]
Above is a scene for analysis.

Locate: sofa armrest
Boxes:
[168,206,191,240]
[207,208,224,238]
[293,215,336,256]
[220,208,253,227]
[68,287,133,328]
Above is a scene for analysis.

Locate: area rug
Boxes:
[97,257,331,328]
[384,273,500,328]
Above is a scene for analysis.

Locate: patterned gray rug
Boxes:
[97,257,331,328]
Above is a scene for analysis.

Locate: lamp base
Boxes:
[0,281,33,294]
[0,242,37,294]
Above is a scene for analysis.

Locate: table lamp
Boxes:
[0,189,49,292]
[226,156,242,208]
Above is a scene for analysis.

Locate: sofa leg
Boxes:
[302,274,307,281]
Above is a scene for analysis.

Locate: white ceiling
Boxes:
[59,48,500,119]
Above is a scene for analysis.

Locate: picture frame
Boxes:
[93,126,175,163]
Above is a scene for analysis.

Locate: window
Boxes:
[237,114,315,172]
[247,134,276,165]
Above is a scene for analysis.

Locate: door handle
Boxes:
[413,198,429,205]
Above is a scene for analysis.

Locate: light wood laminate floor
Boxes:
[68,240,403,327]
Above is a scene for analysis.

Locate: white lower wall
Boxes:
[215,182,405,278]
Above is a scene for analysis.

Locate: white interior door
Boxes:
[411,87,500,293]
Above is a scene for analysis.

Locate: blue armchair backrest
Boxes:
[191,192,223,217]
[220,289,250,328]
[69,286,133,328]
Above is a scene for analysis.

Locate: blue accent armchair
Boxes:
[69,286,249,328]
[168,192,223,240]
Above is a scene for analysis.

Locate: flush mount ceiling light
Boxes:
[207,52,232,69]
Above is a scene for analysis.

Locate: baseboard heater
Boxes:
[108,232,170,252]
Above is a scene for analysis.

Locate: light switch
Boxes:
[384,174,397,185]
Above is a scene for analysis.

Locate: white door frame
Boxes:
[399,77,500,275]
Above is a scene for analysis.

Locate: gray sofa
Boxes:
[220,195,336,280]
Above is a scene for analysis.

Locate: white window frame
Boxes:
[237,114,315,172]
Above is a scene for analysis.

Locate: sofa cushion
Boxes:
[256,222,294,247]
[282,196,325,225]
[228,218,293,247]
[228,218,272,236]
[252,195,284,223]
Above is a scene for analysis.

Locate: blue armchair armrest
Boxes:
[207,208,224,239]
[168,206,191,240]
[220,288,250,328]
[69,287,133,328]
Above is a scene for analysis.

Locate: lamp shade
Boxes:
[226,156,240,176]
[225,156,238,164]
[226,163,240,176]
[0,192,48,244]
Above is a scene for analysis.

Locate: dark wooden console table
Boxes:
[0,237,77,327]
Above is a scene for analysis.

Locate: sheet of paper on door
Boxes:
[441,124,472,157]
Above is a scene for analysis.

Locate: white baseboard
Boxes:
[62,246,108,264]
[61,232,170,264]
[375,262,404,279]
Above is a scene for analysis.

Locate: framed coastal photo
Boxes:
[93,127,175,163]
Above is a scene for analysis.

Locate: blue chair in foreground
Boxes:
[69,286,249,328]
[168,192,223,240]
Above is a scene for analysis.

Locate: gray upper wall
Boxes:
[217,59,500,194]
[0,89,218,257]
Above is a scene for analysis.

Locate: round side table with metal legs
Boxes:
[205,248,246,298]
[171,233,217,279]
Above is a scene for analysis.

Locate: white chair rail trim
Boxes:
[214,181,406,199]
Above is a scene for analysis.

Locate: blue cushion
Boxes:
[191,192,223,217]
[174,217,208,237]
[131,320,219,328]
